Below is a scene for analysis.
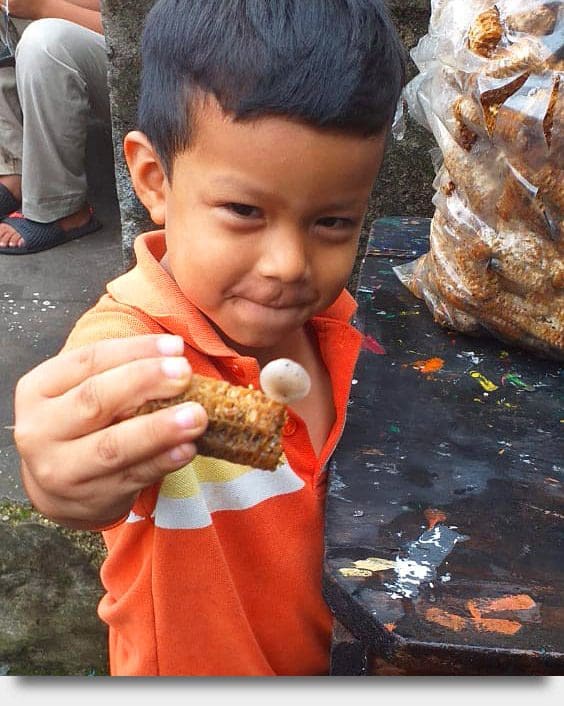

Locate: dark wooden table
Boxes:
[323,217,563,676]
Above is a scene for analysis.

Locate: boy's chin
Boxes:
[219,324,297,357]
[211,307,312,354]
[225,330,286,353]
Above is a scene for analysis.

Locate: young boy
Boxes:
[13,0,405,676]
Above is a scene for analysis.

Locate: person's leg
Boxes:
[0,18,32,210]
[0,63,23,202]
[0,18,110,249]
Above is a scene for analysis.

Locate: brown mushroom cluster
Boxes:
[398,0,563,360]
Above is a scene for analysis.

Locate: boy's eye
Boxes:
[224,202,261,218]
[317,216,353,229]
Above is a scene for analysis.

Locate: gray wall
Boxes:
[100,0,156,260]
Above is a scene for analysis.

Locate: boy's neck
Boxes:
[226,323,317,370]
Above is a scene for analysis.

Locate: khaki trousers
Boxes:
[0,17,110,222]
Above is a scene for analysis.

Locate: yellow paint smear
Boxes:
[470,371,499,391]
[339,567,372,578]
[353,557,396,572]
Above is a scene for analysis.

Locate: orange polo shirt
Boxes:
[63,230,363,676]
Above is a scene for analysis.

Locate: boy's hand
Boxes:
[14,335,208,530]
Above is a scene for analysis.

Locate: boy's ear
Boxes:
[123,131,167,225]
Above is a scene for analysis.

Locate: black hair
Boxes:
[138,0,407,176]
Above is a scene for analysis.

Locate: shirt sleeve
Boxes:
[62,293,165,352]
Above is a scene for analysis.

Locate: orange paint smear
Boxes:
[426,608,523,636]
[472,618,522,635]
[425,608,467,632]
[426,594,535,636]
[472,594,536,614]
[424,507,447,530]
[412,357,445,374]
[488,593,536,613]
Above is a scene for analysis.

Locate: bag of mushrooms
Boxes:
[396,0,563,360]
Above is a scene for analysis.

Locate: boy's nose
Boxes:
[258,226,310,283]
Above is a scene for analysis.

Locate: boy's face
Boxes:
[161,97,386,354]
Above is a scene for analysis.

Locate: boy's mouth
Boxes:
[231,288,316,310]
[248,299,311,310]
[239,298,315,314]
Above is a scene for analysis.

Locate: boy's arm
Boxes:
[5,0,103,34]
[14,335,208,530]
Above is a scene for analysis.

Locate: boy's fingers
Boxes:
[53,354,197,439]
[20,334,186,400]
[19,424,202,526]
[67,402,208,488]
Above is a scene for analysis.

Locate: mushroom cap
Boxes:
[259,358,311,404]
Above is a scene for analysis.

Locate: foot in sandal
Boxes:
[0,175,22,219]
[0,203,102,254]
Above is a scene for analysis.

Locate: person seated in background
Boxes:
[0,0,109,255]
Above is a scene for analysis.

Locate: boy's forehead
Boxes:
[190,93,235,130]
[184,93,387,176]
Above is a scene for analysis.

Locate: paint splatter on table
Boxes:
[324,217,564,676]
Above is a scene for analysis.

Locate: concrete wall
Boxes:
[100,0,156,262]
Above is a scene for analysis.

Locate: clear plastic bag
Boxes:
[396,0,563,360]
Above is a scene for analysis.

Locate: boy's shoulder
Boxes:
[62,289,163,353]
[63,229,171,352]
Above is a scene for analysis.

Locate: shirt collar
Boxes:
[108,230,358,358]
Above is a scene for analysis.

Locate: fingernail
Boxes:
[174,403,203,429]
[161,357,190,379]
[157,335,184,356]
[170,443,195,462]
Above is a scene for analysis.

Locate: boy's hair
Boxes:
[138,0,407,177]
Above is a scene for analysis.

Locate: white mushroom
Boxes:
[259,358,311,404]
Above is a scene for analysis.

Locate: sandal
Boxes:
[0,210,103,255]
[0,183,21,219]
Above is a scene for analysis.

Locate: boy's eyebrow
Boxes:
[209,176,267,199]
[209,176,364,211]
